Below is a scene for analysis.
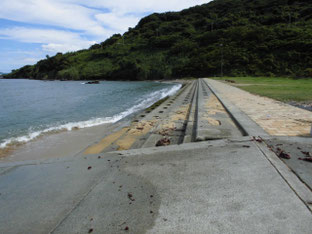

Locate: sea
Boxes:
[0,79,181,149]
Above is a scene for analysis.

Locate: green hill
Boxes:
[5,0,312,80]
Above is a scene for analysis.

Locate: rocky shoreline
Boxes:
[288,101,312,112]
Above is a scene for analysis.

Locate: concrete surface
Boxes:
[183,81,198,143]
[82,81,195,154]
[196,79,243,141]
[1,139,312,233]
[1,78,312,233]
[264,136,312,190]
[0,121,127,163]
[141,81,196,148]
[205,79,312,137]
[204,78,269,137]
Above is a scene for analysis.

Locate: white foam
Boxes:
[0,83,181,148]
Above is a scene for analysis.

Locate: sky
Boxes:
[0,0,210,73]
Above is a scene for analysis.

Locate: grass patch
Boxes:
[211,77,312,102]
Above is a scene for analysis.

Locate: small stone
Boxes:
[278,151,291,159]
[127,193,135,201]
[156,138,171,147]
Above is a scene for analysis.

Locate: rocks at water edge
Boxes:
[86,81,100,84]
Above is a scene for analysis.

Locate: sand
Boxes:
[0,81,185,163]
[0,120,128,163]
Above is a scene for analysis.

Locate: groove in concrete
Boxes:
[183,80,198,143]
[141,81,196,148]
[195,79,243,141]
[204,78,269,137]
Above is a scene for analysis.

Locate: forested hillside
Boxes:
[5,0,312,80]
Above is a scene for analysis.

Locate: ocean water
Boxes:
[0,79,181,148]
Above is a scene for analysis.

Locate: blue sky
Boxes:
[0,0,210,73]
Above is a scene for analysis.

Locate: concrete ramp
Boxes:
[1,139,312,233]
[1,78,311,233]
[195,79,243,141]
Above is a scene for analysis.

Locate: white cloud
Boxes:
[22,57,41,64]
[79,0,209,14]
[0,27,96,53]
[95,13,140,31]
[0,0,211,37]
[0,0,105,36]
[0,49,46,72]
[0,0,211,71]
[42,43,87,53]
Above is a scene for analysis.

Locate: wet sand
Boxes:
[0,80,185,163]
[0,120,129,163]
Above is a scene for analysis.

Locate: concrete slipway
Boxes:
[0,79,311,233]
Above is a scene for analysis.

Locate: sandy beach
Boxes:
[0,80,183,163]
[0,117,131,163]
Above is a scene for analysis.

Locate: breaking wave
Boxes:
[0,83,181,148]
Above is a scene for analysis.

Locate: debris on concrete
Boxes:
[278,151,291,159]
[155,138,171,147]
[127,193,135,201]
[157,127,176,136]
[301,151,311,157]
[252,136,263,143]
[273,147,292,159]
[299,157,312,163]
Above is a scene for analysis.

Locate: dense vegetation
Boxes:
[5,0,312,80]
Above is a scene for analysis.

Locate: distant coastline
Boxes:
[0,72,6,78]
